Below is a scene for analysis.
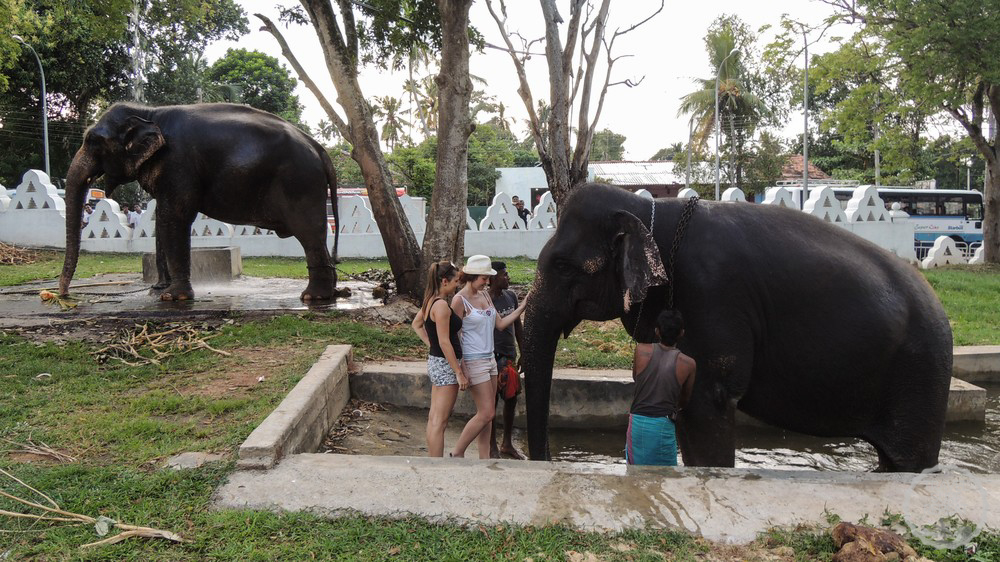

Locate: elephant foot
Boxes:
[149,282,169,296]
[300,281,338,301]
[159,283,194,301]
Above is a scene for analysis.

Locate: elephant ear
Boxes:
[121,116,165,175]
[613,210,667,311]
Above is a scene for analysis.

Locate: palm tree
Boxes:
[678,26,769,187]
[373,96,411,151]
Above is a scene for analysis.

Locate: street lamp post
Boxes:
[685,117,694,190]
[12,35,49,177]
[715,48,739,201]
[801,26,809,209]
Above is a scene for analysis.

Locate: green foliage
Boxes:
[386,122,538,205]
[679,15,774,187]
[590,129,627,161]
[650,143,684,161]
[207,48,303,125]
[742,131,787,196]
[0,0,248,186]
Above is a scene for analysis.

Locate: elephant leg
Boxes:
[158,205,196,301]
[150,216,171,293]
[862,345,950,472]
[674,323,754,467]
[297,227,336,301]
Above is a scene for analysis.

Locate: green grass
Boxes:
[0,255,998,557]
[0,250,142,287]
[4,253,998,347]
[0,315,707,559]
[922,265,1000,345]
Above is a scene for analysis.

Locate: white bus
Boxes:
[772,181,984,258]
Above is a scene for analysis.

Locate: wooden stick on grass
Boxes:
[0,469,188,547]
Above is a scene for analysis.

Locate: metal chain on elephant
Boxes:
[631,196,698,342]
[666,196,699,309]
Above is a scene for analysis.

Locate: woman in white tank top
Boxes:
[449,255,528,458]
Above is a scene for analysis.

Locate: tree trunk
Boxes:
[300,0,423,296]
[421,0,474,275]
[985,158,999,263]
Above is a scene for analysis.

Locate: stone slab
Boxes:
[237,345,352,469]
[142,246,243,283]
[166,452,226,470]
[214,453,1000,544]
[354,362,987,427]
[953,346,1000,383]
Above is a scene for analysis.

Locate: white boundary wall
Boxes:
[0,169,969,264]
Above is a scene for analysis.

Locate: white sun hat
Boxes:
[461,255,497,276]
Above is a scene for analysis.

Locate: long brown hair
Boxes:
[420,260,459,319]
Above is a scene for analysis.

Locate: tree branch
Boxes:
[485,0,546,154]
[255,13,350,139]
[336,0,360,63]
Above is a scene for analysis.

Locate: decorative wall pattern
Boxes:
[0,169,982,265]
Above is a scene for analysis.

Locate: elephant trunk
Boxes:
[521,299,562,461]
[58,149,98,297]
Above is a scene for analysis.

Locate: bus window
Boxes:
[941,196,964,216]
[967,200,983,220]
[913,196,937,216]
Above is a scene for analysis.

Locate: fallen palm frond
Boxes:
[0,242,38,265]
[0,437,77,463]
[93,322,231,366]
[0,468,188,548]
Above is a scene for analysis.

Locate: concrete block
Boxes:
[354,362,989,429]
[953,346,1000,383]
[947,377,987,422]
[142,246,243,283]
[237,345,352,469]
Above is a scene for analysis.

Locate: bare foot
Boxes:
[489,447,501,459]
[500,445,526,460]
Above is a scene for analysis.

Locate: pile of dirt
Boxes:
[0,242,38,265]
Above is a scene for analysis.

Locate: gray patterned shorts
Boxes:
[427,355,459,387]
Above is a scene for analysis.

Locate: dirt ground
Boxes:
[320,399,527,459]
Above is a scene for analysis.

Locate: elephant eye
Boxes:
[552,258,575,275]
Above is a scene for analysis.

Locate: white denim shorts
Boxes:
[462,357,497,386]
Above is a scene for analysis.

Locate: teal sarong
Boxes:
[625,413,677,466]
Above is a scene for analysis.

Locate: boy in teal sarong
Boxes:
[625,310,696,466]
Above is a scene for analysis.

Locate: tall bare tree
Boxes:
[258,5,424,295]
[486,0,663,208]
[422,0,476,266]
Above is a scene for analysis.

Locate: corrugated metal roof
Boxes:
[589,161,711,185]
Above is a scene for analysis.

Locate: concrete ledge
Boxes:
[142,246,243,283]
[354,362,987,427]
[214,453,1000,543]
[237,345,352,469]
[954,346,1000,383]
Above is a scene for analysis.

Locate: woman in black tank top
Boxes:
[412,261,466,457]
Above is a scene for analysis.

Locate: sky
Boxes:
[207,0,848,160]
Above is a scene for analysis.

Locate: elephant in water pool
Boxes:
[521,183,952,472]
[59,102,339,301]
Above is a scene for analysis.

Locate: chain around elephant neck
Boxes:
[632,195,698,343]
[667,196,699,309]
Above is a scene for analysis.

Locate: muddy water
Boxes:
[326,385,1000,472]
[553,383,1000,473]
[0,274,382,323]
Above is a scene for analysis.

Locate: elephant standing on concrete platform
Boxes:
[521,183,953,472]
[59,102,339,301]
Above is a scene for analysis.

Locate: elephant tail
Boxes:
[320,147,339,273]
